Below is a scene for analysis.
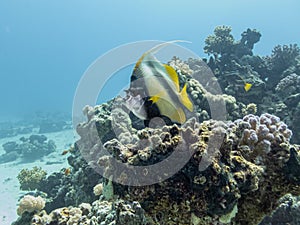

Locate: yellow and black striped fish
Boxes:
[125,41,194,124]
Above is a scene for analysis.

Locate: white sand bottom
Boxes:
[0,129,76,225]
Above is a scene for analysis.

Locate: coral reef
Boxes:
[265,44,300,81]
[204,25,235,59]
[202,26,300,144]
[13,200,150,225]
[259,194,300,225]
[96,111,299,224]
[17,195,45,216]
[93,183,103,196]
[0,134,56,163]
[168,56,194,76]
[32,145,102,212]
[275,73,300,99]
[0,151,18,163]
[0,112,71,139]
[13,109,300,224]
[204,26,265,104]
[0,121,33,139]
[38,120,69,133]
[12,26,300,225]
[17,166,47,191]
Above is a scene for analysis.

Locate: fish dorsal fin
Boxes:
[164,64,180,92]
[145,40,190,56]
[134,40,191,71]
[179,83,194,112]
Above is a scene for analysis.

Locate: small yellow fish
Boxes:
[244,83,252,92]
[235,74,252,92]
[61,150,69,155]
[64,168,71,176]
[61,146,75,155]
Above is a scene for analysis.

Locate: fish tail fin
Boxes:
[179,83,194,112]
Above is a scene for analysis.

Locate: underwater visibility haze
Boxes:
[0,1,300,225]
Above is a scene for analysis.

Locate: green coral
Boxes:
[17,166,47,191]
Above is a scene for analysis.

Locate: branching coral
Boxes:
[204,25,234,59]
[168,56,194,76]
[269,44,300,74]
[17,166,47,191]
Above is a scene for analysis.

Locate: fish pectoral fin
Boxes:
[244,83,252,92]
[149,95,160,103]
[149,92,163,103]
[149,91,167,103]
[179,83,194,112]
[164,64,180,91]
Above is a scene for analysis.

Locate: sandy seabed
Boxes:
[0,129,76,225]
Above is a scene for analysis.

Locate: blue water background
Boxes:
[0,0,299,120]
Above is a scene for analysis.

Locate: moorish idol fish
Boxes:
[124,41,194,124]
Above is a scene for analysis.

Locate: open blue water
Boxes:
[0,0,299,119]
